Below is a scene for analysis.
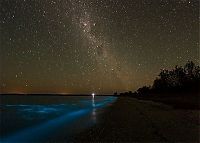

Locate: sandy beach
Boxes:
[72,97,199,142]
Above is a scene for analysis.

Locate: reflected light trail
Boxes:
[91,94,96,123]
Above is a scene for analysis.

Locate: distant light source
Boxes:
[92,93,95,98]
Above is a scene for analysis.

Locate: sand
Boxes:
[72,97,199,142]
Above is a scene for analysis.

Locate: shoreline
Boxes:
[72,97,199,142]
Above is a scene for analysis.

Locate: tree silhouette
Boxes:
[116,61,199,97]
[152,61,200,93]
[137,86,150,95]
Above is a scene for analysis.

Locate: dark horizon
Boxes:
[0,93,114,96]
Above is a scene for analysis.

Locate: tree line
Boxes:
[115,61,200,97]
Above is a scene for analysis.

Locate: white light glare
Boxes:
[92,93,95,98]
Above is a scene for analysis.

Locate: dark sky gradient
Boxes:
[1,0,199,94]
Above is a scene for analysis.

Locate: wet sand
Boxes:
[72,97,199,142]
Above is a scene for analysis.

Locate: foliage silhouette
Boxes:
[151,61,199,94]
[117,61,200,96]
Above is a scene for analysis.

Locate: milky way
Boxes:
[70,0,131,91]
[1,0,199,94]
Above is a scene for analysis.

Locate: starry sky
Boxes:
[0,0,199,94]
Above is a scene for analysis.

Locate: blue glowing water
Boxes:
[0,95,117,143]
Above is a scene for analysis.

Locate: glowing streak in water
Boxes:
[91,94,96,123]
[1,96,117,143]
[1,109,90,143]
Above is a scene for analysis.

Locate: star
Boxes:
[0,0,198,94]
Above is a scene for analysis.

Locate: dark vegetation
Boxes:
[115,61,200,109]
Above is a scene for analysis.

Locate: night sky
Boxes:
[1,0,199,94]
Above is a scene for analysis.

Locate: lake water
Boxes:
[0,95,117,143]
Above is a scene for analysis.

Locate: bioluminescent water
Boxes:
[0,95,117,143]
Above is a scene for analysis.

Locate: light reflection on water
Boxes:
[0,96,117,143]
[92,96,97,123]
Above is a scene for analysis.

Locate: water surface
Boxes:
[0,95,117,143]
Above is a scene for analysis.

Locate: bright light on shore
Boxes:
[92,93,95,98]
